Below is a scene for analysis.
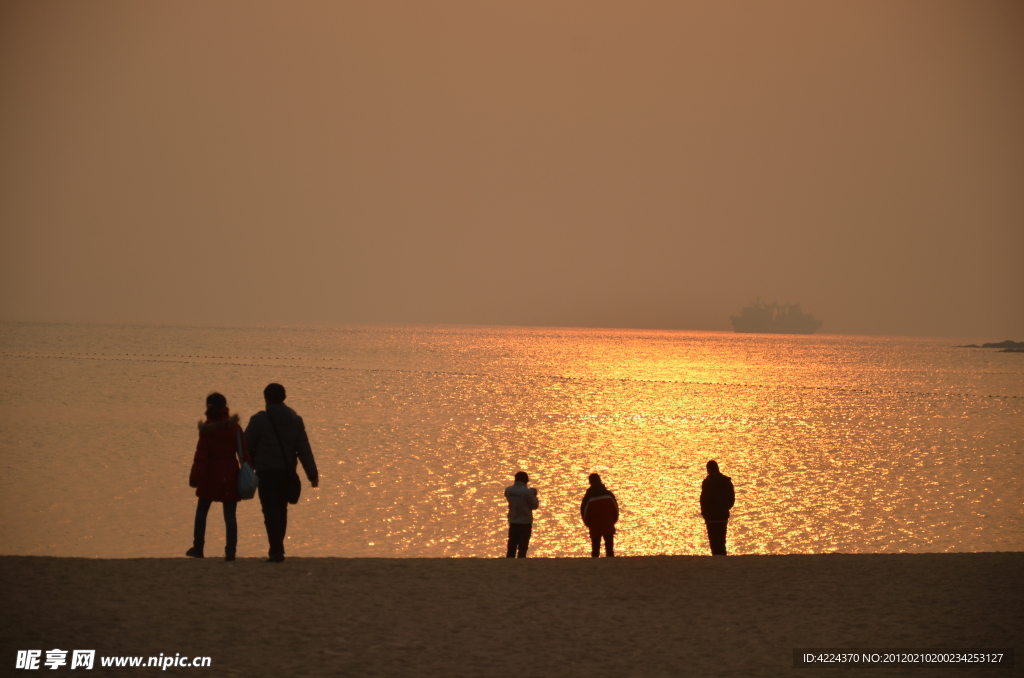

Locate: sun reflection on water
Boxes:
[291,328,1022,558]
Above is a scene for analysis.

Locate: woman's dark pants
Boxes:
[193,499,238,557]
[506,523,532,558]
[257,470,289,558]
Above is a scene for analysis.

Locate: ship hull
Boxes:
[730,317,823,335]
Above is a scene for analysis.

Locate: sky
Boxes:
[1,1,1022,338]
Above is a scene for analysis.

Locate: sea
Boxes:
[1,322,1021,558]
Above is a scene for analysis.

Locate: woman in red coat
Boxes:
[581,473,619,557]
[187,392,250,561]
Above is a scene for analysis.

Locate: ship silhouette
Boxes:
[730,298,823,334]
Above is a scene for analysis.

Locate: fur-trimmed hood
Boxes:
[197,413,240,434]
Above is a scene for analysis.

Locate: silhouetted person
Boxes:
[504,471,539,558]
[187,392,251,561]
[244,383,319,563]
[700,460,735,555]
[581,473,619,557]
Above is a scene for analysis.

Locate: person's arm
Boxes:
[189,431,207,488]
[243,414,261,466]
[295,416,319,488]
[580,495,588,521]
[237,424,252,465]
[528,487,539,510]
[726,479,735,511]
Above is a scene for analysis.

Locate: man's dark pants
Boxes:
[257,470,289,558]
[506,523,532,558]
[705,520,728,555]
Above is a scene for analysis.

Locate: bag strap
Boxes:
[265,408,296,470]
[235,428,246,466]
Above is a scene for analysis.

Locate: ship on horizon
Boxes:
[730,298,823,335]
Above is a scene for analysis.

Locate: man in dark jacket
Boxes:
[699,460,735,556]
[244,383,319,562]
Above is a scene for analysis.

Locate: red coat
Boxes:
[581,486,619,538]
[189,413,251,502]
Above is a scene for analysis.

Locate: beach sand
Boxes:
[2,553,1020,677]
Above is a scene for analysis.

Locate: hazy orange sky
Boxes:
[2,1,1021,337]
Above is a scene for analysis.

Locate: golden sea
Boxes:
[1,322,1021,557]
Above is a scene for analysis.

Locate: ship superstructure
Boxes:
[730,299,823,334]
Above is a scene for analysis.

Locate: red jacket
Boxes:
[581,485,619,537]
[189,413,251,502]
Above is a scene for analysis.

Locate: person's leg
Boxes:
[605,533,615,557]
[257,471,275,556]
[269,475,287,559]
[222,501,238,560]
[706,521,727,555]
[258,470,287,560]
[188,498,212,557]
[705,521,718,554]
[591,534,601,558]
[517,524,532,558]
[506,524,518,558]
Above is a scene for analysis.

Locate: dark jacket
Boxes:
[244,403,318,484]
[699,472,735,521]
[581,484,619,537]
[189,412,251,502]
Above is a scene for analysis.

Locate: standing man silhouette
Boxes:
[245,383,319,563]
[504,471,539,558]
[700,460,735,556]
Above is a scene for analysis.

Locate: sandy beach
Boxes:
[2,553,1020,677]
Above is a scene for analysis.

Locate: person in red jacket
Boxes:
[187,392,250,561]
[581,473,619,557]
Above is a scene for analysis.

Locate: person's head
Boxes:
[588,473,602,486]
[205,392,227,418]
[263,383,286,405]
[706,460,719,474]
[514,471,529,484]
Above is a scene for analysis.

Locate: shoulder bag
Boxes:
[266,409,302,504]
[235,428,259,500]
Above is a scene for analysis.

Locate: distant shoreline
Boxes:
[4,553,1020,676]
[957,340,1024,351]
